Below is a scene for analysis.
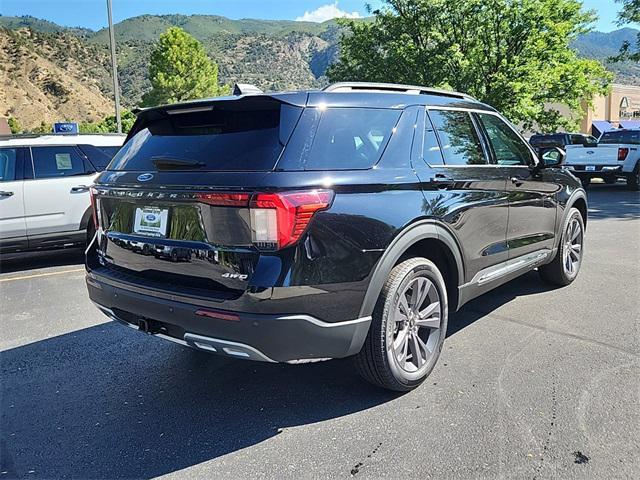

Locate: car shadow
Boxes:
[0,323,398,479]
[1,268,556,479]
[0,248,85,274]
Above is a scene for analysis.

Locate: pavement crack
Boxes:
[533,371,558,479]
[350,442,382,476]
[469,308,639,359]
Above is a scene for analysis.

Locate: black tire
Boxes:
[171,250,178,262]
[580,177,591,188]
[604,177,617,185]
[539,207,585,286]
[354,257,449,392]
[626,164,640,191]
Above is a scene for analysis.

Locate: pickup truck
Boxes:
[564,129,640,190]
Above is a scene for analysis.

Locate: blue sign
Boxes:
[54,122,79,134]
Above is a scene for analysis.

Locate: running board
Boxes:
[470,249,552,287]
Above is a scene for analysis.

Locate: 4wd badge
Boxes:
[222,272,248,280]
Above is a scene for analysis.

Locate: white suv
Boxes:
[0,134,125,254]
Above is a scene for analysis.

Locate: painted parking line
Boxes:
[0,268,85,283]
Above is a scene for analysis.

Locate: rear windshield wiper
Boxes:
[151,157,206,170]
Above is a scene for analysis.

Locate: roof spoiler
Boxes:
[233,83,264,96]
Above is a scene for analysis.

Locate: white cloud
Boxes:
[295,2,362,23]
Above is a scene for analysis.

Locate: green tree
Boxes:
[328,0,612,132]
[141,27,229,107]
[80,110,136,134]
[7,117,21,134]
[30,121,52,134]
[611,0,640,62]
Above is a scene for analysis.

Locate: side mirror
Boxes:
[536,146,565,170]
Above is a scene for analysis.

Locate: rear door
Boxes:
[24,145,97,236]
[419,108,509,281]
[475,112,558,259]
[0,147,27,242]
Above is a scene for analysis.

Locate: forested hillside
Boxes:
[0,14,637,130]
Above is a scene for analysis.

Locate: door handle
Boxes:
[0,191,14,197]
[70,185,90,193]
[431,174,455,189]
[510,176,525,186]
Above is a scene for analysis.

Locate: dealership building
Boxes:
[580,83,640,135]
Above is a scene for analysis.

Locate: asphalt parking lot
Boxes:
[1,184,638,479]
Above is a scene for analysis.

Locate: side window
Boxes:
[422,111,444,165]
[477,113,533,166]
[429,110,486,165]
[0,148,18,182]
[302,107,401,170]
[570,134,585,145]
[31,146,87,179]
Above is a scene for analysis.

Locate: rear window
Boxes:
[599,130,640,145]
[529,134,566,148]
[78,144,121,172]
[110,99,302,172]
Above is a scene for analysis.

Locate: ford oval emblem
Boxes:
[137,173,154,182]
[145,214,157,222]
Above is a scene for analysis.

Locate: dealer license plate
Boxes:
[133,207,169,237]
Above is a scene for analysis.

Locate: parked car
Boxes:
[0,134,125,253]
[564,129,640,189]
[86,82,587,391]
[154,245,191,262]
[529,132,598,151]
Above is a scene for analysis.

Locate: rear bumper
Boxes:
[566,165,623,177]
[86,273,371,363]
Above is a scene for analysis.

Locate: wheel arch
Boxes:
[358,220,465,318]
[79,206,93,231]
[566,189,588,230]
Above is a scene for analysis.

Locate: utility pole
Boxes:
[106,0,122,133]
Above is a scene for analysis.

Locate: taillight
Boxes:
[89,187,99,229]
[195,192,250,207]
[249,190,334,250]
[618,147,629,161]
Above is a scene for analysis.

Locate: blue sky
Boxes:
[0,0,630,32]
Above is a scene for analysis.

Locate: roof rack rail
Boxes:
[0,133,42,140]
[0,132,125,140]
[323,82,474,100]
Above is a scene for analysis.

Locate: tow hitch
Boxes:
[137,318,165,334]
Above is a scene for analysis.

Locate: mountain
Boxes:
[0,27,115,130]
[0,14,638,130]
[571,27,640,85]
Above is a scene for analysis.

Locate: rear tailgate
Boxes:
[89,95,306,299]
[94,185,259,299]
[565,144,619,166]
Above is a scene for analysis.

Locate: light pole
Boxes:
[106,0,122,134]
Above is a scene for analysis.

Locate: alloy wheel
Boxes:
[563,216,583,277]
[388,276,442,375]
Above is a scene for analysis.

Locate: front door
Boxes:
[0,147,27,242]
[475,113,558,259]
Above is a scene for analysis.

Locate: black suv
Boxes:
[86,82,587,391]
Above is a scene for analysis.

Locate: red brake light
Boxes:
[618,147,629,161]
[89,187,99,229]
[195,193,250,207]
[250,190,334,250]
